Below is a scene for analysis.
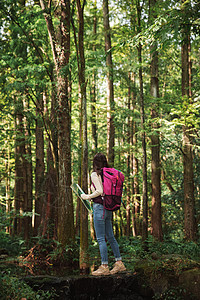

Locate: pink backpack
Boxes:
[102,167,125,211]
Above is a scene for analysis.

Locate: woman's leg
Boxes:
[104,210,121,261]
[104,210,126,274]
[93,203,108,264]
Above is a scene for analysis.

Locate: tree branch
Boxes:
[25,88,54,148]
[0,4,53,81]
[39,0,58,71]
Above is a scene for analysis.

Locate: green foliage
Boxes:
[47,237,79,266]
[20,236,80,271]
[87,235,200,273]
[145,237,200,261]
[153,287,189,300]
[0,231,26,256]
[0,0,199,278]
[0,273,56,300]
[0,234,199,298]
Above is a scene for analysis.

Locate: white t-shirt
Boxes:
[89,172,103,199]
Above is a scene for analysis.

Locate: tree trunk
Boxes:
[137,1,148,242]
[75,106,82,237]
[23,98,33,240]
[126,73,131,237]
[161,168,175,193]
[130,73,141,236]
[138,44,148,242]
[149,0,163,241]
[48,87,59,239]
[181,1,196,240]
[5,136,11,234]
[13,0,31,241]
[14,98,26,237]
[57,0,74,246]
[38,89,59,240]
[76,0,89,274]
[34,93,45,236]
[90,0,98,153]
[103,0,115,166]
[40,0,75,247]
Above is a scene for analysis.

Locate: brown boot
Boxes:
[110,261,126,275]
[92,265,110,276]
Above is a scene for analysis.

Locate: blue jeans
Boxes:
[93,203,121,264]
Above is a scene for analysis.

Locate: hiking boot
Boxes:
[110,261,126,274]
[92,265,110,276]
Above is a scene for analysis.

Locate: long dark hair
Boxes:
[93,153,109,175]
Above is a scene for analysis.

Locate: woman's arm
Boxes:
[81,172,103,200]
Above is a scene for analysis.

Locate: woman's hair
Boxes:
[93,153,109,175]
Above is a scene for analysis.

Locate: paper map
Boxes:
[71,182,93,213]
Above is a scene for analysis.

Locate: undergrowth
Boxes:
[0,273,56,300]
[0,230,199,299]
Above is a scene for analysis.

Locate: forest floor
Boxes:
[0,253,200,299]
[0,236,200,299]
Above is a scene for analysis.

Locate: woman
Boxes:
[81,153,126,276]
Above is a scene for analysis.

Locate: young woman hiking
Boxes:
[81,153,126,276]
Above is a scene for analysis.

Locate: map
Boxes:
[71,182,93,213]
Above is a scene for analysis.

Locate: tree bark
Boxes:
[161,168,175,193]
[12,0,32,241]
[181,1,196,240]
[5,137,11,234]
[126,73,131,237]
[149,0,163,241]
[57,0,74,246]
[38,89,59,240]
[103,0,115,166]
[130,73,141,237]
[90,0,98,153]
[34,93,45,236]
[23,98,33,240]
[40,0,75,247]
[14,98,27,237]
[137,1,148,242]
[138,45,148,242]
[76,0,89,273]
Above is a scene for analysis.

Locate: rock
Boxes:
[135,258,200,300]
[179,268,200,299]
[23,272,153,300]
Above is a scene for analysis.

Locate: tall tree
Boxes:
[11,0,33,241]
[149,0,163,241]
[76,0,89,273]
[34,93,45,236]
[5,137,11,234]
[136,0,148,242]
[103,0,115,166]
[181,0,197,241]
[128,2,141,237]
[43,90,59,239]
[39,0,75,247]
[14,97,26,236]
[130,73,141,236]
[126,73,131,236]
[45,86,59,239]
[90,0,98,153]
[23,98,33,240]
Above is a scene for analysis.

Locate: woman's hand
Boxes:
[81,194,91,200]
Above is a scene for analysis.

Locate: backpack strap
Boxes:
[100,168,104,183]
[90,174,97,190]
